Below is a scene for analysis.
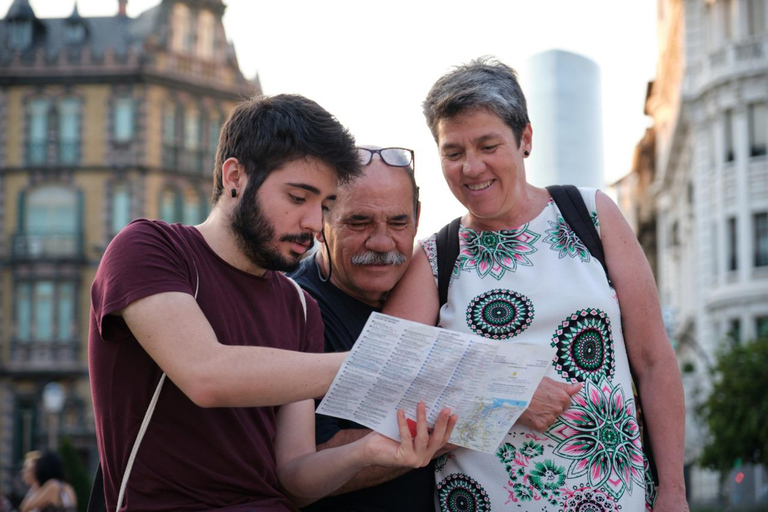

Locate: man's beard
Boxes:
[230,187,313,273]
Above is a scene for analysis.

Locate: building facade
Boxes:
[0,0,256,495]
[622,0,768,505]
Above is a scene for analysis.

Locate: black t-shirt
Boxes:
[290,256,436,512]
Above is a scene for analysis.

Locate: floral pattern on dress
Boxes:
[434,453,451,473]
[591,211,600,228]
[421,235,440,279]
[543,217,591,263]
[466,289,534,340]
[499,438,568,507]
[545,376,645,501]
[437,473,492,512]
[551,308,616,385]
[457,225,540,280]
[560,486,620,511]
[644,453,658,510]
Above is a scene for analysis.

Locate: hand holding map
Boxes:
[317,313,554,454]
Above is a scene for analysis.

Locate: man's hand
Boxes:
[519,377,582,432]
[361,403,458,468]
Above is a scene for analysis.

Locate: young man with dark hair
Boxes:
[89,95,455,512]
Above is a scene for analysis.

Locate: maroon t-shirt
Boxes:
[89,219,324,512]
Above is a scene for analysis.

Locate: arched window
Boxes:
[209,116,221,151]
[183,108,202,173]
[747,0,766,36]
[15,280,76,342]
[57,282,75,340]
[28,99,51,165]
[159,187,180,223]
[59,98,80,164]
[163,104,177,145]
[113,98,134,143]
[182,187,203,226]
[16,283,32,340]
[197,10,215,60]
[172,3,192,53]
[9,20,32,49]
[185,109,201,150]
[208,115,221,171]
[26,185,78,236]
[163,104,179,169]
[111,183,132,235]
[23,185,80,257]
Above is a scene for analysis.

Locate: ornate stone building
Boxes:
[622,0,767,505]
[0,0,256,494]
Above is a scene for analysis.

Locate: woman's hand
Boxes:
[519,377,582,431]
[359,403,458,468]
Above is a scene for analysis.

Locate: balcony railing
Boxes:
[59,141,79,164]
[162,144,179,169]
[11,233,83,260]
[180,148,204,174]
[686,36,768,95]
[27,141,47,165]
[8,340,81,373]
[164,145,207,174]
[25,141,80,166]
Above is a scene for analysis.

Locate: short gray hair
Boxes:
[423,56,530,146]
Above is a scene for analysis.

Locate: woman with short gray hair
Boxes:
[385,57,688,512]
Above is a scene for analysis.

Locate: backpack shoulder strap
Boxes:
[436,217,462,309]
[546,185,607,273]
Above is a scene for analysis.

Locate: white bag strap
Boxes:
[116,270,307,509]
[285,276,308,321]
[116,265,199,510]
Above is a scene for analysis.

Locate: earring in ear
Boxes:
[231,188,237,198]
[524,151,530,156]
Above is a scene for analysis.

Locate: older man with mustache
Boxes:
[290,146,433,511]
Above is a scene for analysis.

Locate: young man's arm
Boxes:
[274,400,457,506]
[119,291,345,407]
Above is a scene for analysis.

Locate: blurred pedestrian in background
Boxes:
[19,451,76,512]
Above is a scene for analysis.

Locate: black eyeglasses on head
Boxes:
[356,147,415,171]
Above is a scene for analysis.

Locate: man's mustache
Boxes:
[351,251,407,266]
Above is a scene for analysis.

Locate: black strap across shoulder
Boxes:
[546,184,607,272]
[436,217,461,309]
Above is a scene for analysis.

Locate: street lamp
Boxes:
[42,382,65,451]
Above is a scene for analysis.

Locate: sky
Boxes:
[2,0,659,238]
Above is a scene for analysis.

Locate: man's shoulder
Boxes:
[117,218,193,239]
[106,219,203,263]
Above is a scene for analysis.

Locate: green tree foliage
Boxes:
[59,437,91,512]
[698,335,768,472]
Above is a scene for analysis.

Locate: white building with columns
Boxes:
[636,0,768,505]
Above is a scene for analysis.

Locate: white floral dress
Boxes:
[422,188,656,512]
